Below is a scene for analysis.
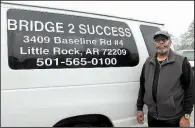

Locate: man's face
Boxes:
[153,35,171,56]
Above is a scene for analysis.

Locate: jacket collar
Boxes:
[149,49,176,66]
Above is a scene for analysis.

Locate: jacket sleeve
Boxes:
[181,57,194,115]
[136,63,146,111]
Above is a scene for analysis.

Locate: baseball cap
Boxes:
[153,30,171,39]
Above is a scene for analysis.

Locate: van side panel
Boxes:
[1,3,163,127]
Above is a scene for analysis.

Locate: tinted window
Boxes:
[7,9,139,69]
[140,25,161,56]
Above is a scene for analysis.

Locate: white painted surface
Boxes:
[1,2,157,127]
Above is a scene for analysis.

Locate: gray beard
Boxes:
[156,48,170,56]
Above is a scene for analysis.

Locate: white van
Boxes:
[1,1,175,127]
[176,50,194,69]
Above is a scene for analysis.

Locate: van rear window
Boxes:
[7,9,139,69]
[140,25,161,56]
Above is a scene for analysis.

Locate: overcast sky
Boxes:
[4,1,194,37]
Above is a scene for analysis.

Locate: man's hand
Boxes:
[179,116,190,127]
[137,111,144,124]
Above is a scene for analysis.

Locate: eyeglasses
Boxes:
[154,36,169,43]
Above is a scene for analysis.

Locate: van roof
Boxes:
[1,1,165,26]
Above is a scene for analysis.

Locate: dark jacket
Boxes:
[136,49,194,120]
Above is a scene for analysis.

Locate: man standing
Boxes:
[136,30,194,127]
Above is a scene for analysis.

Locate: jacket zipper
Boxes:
[156,62,162,120]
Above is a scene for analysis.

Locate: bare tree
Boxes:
[180,20,194,49]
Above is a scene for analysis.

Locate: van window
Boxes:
[140,25,161,56]
[7,9,139,69]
